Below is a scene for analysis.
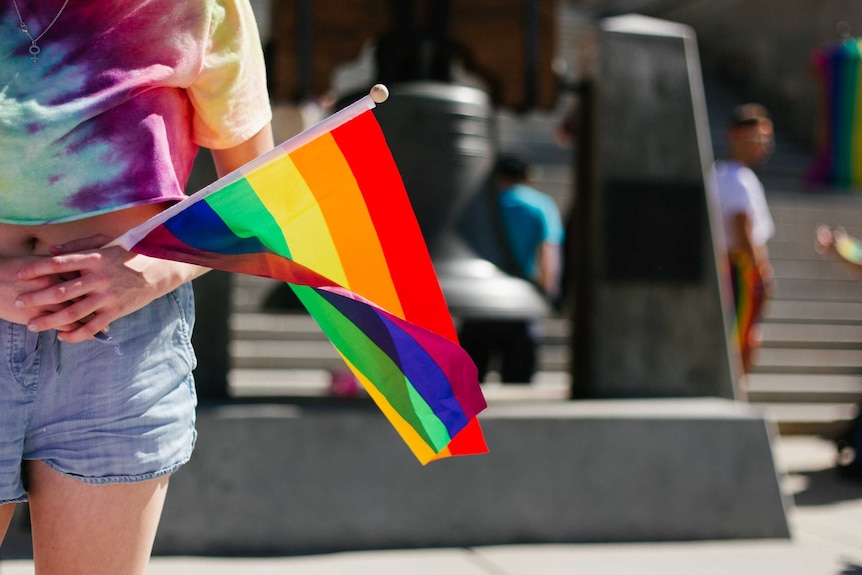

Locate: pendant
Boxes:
[29,44,40,61]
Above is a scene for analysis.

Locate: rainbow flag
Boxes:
[809,38,862,189]
[833,227,862,264]
[113,92,488,464]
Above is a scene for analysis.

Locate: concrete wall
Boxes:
[149,399,789,556]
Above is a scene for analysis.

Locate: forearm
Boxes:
[130,125,274,290]
[732,213,771,280]
[107,126,276,294]
[129,255,208,296]
[536,243,562,298]
[211,124,274,177]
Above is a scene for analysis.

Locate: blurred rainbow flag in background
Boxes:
[809,38,862,189]
[833,227,862,264]
[114,90,488,464]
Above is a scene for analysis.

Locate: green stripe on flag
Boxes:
[293,285,451,452]
[206,178,292,258]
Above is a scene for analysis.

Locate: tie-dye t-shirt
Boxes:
[0,0,271,224]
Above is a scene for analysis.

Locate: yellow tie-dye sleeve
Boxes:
[188,0,272,150]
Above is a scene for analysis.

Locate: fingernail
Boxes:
[14,300,23,309]
[52,244,64,250]
[27,323,38,332]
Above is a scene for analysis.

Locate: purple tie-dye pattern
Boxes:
[0,0,270,225]
[61,89,196,214]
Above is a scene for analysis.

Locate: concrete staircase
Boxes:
[745,192,862,437]
[224,189,862,439]
[703,69,862,438]
[227,274,572,401]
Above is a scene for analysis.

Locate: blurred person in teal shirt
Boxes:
[459,155,564,383]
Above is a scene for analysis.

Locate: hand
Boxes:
[815,225,839,259]
[0,255,71,325]
[15,234,201,343]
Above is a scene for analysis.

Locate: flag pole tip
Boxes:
[370,84,389,104]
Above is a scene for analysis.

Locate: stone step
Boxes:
[226,365,856,438]
[773,215,862,230]
[230,340,345,371]
[231,312,570,343]
[228,368,571,400]
[767,278,862,302]
[745,373,862,403]
[231,313,330,341]
[763,299,862,323]
[232,276,322,315]
[766,238,862,263]
[770,212,862,231]
[751,402,858,436]
[770,259,862,281]
[768,192,862,217]
[227,368,857,438]
[229,368,333,397]
[230,338,571,372]
[759,322,862,349]
[753,347,862,375]
[767,240,825,261]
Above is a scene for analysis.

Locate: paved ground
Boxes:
[0,435,860,574]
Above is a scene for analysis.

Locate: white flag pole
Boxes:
[110,85,389,249]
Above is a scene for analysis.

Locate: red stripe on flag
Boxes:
[443,418,489,457]
[332,111,458,343]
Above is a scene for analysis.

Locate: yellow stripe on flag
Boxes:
[290,134,405,318]
[246,152,349,287]
[342,355,440,465]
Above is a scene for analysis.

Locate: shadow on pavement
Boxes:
[793,467,862,507]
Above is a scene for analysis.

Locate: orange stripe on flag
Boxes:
[290,133,405,318]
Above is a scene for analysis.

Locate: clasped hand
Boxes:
[8,235,165,344]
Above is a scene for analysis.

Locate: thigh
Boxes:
[729,254,764,341]
[26,460,169,575]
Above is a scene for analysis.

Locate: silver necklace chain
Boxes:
[11,0,71,61]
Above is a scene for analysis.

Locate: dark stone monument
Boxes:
[577,14,738,398]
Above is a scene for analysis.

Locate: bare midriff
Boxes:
[0,203,168,257]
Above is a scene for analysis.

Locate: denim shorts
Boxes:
[0,282,198,504]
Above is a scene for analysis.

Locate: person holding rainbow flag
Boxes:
[0,1,272,571]
[711,103,776,376]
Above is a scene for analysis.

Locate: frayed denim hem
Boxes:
[34,451,193,486]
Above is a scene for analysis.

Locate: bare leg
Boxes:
[0,503,17,544]
[25,461,169,575]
